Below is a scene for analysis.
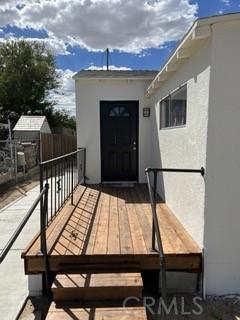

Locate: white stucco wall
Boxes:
[204,20,240,294]
[150,40,211,246]
[75,79,152,183]
[74,17,240,295]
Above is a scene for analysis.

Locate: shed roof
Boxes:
[73,70,158,80]
[13,116,48,131]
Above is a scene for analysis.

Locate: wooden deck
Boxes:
[22,184,202,274]
[46,304,147,320]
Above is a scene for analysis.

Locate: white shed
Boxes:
[13,115,51,140]
[74,13,240,295]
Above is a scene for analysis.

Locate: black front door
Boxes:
[100,101,138,182]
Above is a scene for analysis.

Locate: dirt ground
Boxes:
[17,294,240,320]
[0,175,39,210]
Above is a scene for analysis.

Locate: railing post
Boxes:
[0,187,46,265]
[152,170,157,250]
[159,257,167,302]
[77,148,82,184]
[83,148,86,185]
[77,149,80,184]
[77,148,86,185]
[39,149,87,217]
[40,183,50,294]
[146,168,167,303]
[146,166,205,304]
[40,163,44,220]
[71,156,74,205]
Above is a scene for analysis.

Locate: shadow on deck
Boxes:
[22,184,202,274]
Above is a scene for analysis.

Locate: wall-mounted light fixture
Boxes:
[143,107,151,117]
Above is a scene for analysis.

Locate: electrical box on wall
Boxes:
[143,107,151,117]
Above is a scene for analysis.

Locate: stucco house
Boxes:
[74,13,240,296]
[13,115,51,140]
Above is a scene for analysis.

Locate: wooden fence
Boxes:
[40,133,77,161]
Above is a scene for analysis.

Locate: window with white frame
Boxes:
[160,84,187,129]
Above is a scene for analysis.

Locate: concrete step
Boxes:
[46,302,147,320]
[52,273,143,302]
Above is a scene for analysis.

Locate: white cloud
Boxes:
[0,0,198,54]
[86,65,132,70]
[0,35,70,56]
[0,2,20,27]
[52,69,76,115]
[220,0,230,6]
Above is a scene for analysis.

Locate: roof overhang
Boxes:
[73,70,158,81]
[145,12,240,98]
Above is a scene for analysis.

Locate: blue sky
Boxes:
[1,0,240,114]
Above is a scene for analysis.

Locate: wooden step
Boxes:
[52,273,143,302]
[46,302,147,320]
[54,261,141,274]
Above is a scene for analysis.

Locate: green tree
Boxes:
[45,109,76,132]
[0,40,59,126]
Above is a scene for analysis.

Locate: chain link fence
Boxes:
[0,139,40,186]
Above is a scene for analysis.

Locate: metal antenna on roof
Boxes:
[102,48,112,70]
[106,48,109,71]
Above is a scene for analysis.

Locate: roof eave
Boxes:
[145,13,240,98]
[74,76,156,81]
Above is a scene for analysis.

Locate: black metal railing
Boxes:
[0,185,49,266]
[0,148,86,295]
[39,148,86,292]
[145,167,205,302]
[0,182,51,293]
[39,148,86,224]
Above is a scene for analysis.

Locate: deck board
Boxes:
[107,189,120,254]
[118,188,134,254]
[46,303,147,320]
[93,188,109,254]
[124,188,147,254]
[22,184,202,274]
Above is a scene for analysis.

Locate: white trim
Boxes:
[193,26,211,40]
[160,125,186,131]
[76,77,155,81]
[177,47,191,59]
[159,82,188,103]
[166,63,177,73]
